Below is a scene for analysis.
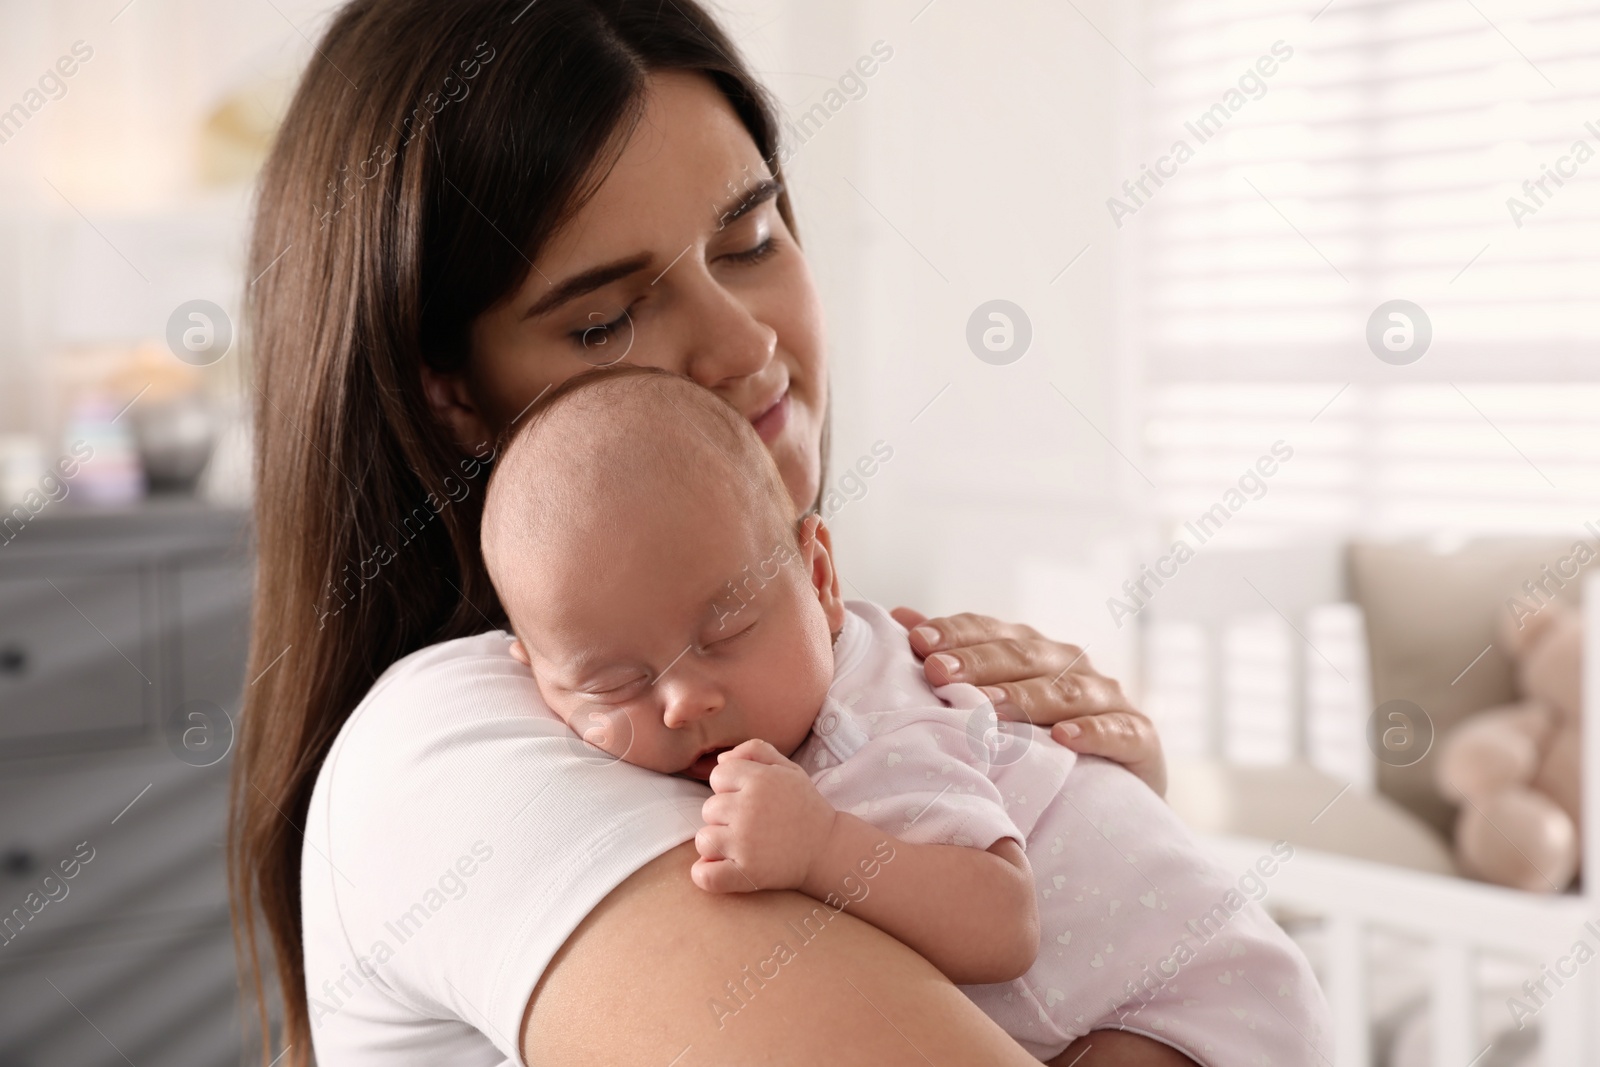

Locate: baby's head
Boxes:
[482,366,846,781]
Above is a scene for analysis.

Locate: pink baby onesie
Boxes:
[791,601,1333,1065]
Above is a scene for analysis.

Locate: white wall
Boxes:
[719,0,1145,679]
[0,0,335,435]
[1,0,1147,671]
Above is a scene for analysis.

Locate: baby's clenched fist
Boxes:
[691,738,838,894]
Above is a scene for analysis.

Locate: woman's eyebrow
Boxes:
[521,254,653,320]
[714,177,783,228]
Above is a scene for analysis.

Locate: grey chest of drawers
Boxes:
[0,502,254,1067]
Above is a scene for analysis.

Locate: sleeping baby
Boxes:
[480,365,1332,1064]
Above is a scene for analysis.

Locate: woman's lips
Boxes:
[750,390,790,444]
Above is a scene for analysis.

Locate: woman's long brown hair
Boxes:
[231,2,800,1061]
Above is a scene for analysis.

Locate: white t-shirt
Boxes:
[301,631,708,1065]
[303,612,1329,1065]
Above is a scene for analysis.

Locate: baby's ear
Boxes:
[508,638,531,667]
[799,514,847,630]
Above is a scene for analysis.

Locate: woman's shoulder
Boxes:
[362,628,530,710]
[301,630,708,1060]
[328,630,561,764]
[304,633,520,814]
[306,626,706,885]
[312,628,687,813]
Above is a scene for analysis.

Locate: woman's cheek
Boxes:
[777,252,828,380]
[775,433,822,519]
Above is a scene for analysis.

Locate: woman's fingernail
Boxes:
[980,686,1006,704]
[930,653,961,680]
[1057,721,1083,739]
[911,625,941,650]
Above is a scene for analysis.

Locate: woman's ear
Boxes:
[421,364,495,456]
[798,514,846,633]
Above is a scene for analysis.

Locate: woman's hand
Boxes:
[890,608,1166,797]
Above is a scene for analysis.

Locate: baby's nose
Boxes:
[661,683,724,728]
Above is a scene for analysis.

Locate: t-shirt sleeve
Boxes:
[810,704,1025,852]
[302,633,708,1065]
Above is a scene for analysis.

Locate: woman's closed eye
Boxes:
[564,235,779,346]
[721,234,777,266]
[569,306,634,347]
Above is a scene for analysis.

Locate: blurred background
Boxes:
[0,0,1596,1064]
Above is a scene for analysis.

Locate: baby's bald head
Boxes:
[481,366,798,630]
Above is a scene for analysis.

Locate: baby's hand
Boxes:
[692,739,838,894]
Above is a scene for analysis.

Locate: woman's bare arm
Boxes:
[520,841,1042,1066]
[523,842,1199,1066]
[1050,1030,1201,1066]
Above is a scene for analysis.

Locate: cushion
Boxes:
[1167,759,1457,876]
[1347,538,1584,836]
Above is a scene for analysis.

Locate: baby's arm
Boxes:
[693,739,1040,985]
[807,808,1040,984]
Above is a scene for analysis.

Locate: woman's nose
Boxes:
[677,268,777,389]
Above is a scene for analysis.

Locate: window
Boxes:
[1134,0,1600,540]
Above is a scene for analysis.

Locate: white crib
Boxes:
[1134,545,1600,1067]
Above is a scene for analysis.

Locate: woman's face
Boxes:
[446,70,829,516]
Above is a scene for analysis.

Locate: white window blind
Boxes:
[1135,0,1600,540]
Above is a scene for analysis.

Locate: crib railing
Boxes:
[1139,542,1370,782]
[1204,834,1595,1066]
[1141,554,1600,1066]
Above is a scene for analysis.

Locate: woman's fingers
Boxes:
[977,679,1068,725]
[923,635,1084,688]
[888,606,929,632]
[896,611,1083,689]
[1051,715,1167,797]
[898,608,1169,797]
[1051,711,1143,751]
[980,671,1117,722]
[897,610,1043,660]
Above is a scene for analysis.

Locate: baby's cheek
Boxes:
[786,649,836,747]
[567,705,639,759]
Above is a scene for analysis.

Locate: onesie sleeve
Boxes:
[809,698,1027,852]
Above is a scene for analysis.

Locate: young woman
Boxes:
[231,2,1183,1064]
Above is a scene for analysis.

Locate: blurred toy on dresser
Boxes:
[0,340,230,534]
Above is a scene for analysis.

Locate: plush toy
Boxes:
[1434,602,1583,893]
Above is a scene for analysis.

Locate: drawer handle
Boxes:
[0,645,25,676]
[1,847,36,877]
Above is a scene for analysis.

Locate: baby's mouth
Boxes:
[685,746,734,782]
